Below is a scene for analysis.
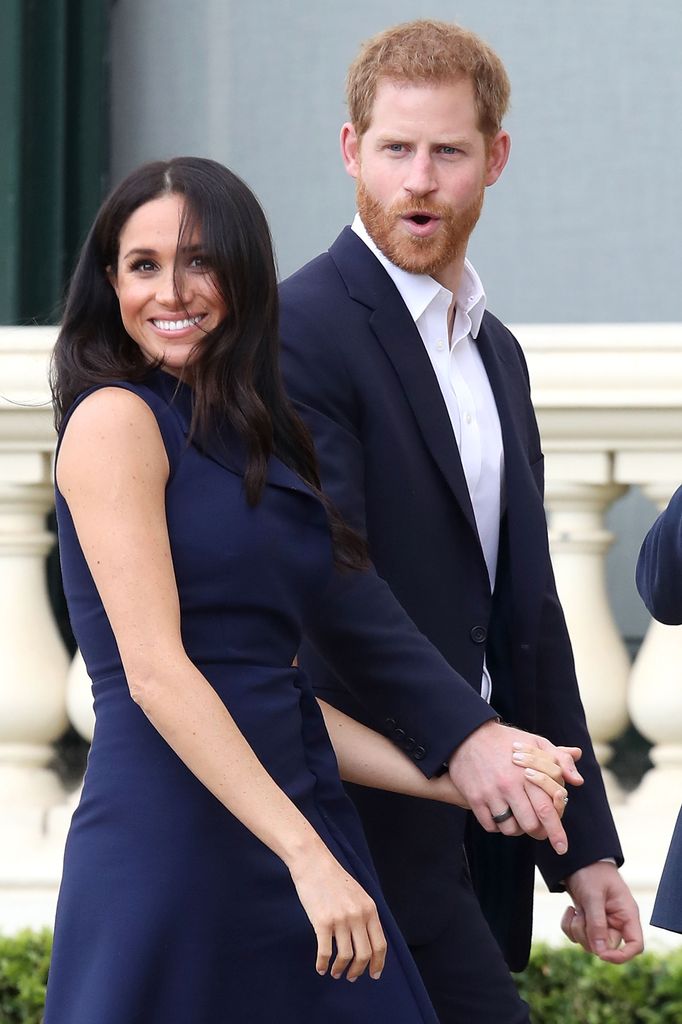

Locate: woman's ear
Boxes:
[106,266,119,298]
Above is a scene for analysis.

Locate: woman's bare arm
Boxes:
[57,387,386,982]
[318,699,570,824]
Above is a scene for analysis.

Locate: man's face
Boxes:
[341,77,509,285]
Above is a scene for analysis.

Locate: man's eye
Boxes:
[440,146,460,155]
[387,144,404,152]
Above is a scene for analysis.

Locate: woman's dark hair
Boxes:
[50,157,367,570]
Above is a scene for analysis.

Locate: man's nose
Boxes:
[403,153,437,197]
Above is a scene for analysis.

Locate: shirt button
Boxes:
[465,412,472,425]
[436,340,445,351]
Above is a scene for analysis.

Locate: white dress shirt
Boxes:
[352,215,505,701]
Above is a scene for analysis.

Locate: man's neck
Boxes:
[431,254,466,301]
[431,259,465,340]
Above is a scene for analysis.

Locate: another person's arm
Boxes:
[636,484,682,624]
[318,699,572,845]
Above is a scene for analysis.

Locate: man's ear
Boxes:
[340,122,361,179]
[106,266,119,298]
[485,130,511,186]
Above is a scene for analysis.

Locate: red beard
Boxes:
[356,178,485,278]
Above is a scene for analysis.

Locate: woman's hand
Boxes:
[511,744,576,818]
[288,846,387,982]
[432,743,574,820]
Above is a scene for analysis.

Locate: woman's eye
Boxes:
[129,259,156,272]
[189,255,210,270]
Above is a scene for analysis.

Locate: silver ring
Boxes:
[563,794,569,805]
[491,806,514,824]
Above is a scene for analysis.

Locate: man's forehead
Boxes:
[365,75,479,131]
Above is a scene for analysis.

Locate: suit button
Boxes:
[470,625,487,644]
[394,728,406,742]
[414,746,426,761]
[385,717,397,730]
[403,736,415,752]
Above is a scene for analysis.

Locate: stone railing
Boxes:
[1,324,681,947]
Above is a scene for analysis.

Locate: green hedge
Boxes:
[515,944,682,1023]
[0,931,51,1024]
[2,931,682,1022]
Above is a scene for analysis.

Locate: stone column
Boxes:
[66,650,95,743]
[627,478,682,813]
[0,328,69,821]
[544,457,631,800]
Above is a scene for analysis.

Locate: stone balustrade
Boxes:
[1,323,681,948]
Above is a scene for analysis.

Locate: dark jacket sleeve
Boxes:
[636,485,682,625]
[500,381,623,886]
[533,573,624,887]
[280,294,496,778]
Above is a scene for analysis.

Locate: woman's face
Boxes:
[110,193,227,375]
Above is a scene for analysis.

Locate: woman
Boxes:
[45,157,569,1022]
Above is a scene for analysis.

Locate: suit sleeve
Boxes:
[533,567,623,887]
[508,339,623,884]
[636,485,682,625]
[279,296,496,778]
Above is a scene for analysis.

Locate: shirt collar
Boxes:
[351,214,487,338]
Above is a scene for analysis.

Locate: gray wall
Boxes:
[112,0,682,323]
[111,0,677,642]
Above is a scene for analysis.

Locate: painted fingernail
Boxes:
[556,841,567,854]
[513,752,527,763]
[595,939,606,952]
[512,741,525,750]
[524,768,537,778]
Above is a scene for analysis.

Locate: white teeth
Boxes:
[152,316,203,332]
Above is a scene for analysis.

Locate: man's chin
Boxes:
[384,235,453,277]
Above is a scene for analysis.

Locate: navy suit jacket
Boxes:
[636,484,682,932]
[280,227,621,968]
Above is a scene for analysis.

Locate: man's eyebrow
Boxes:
[374,134,472,146]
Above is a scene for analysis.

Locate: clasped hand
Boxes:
[447,720,583,855]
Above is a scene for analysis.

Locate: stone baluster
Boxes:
[0,328,69,823]
[543,456,631,801]
[626,479,682,814]
[66,650,95,744]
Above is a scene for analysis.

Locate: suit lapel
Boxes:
[330,228,479,541]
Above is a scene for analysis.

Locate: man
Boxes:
[636,485,682,933]
[280,19,642,1022]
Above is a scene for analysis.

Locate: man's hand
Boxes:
[562,862,644,963]
[447,720,584,855]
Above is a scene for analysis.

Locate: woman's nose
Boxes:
[156,267,190,307]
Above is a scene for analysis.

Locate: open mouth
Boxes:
[151,314,206,332]
[401,212,441,236]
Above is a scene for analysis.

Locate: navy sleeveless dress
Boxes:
[44,370,439,1024]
